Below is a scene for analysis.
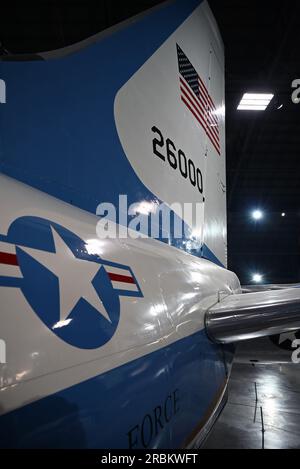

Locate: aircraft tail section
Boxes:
[0,0,227,267]
[114,0,227,267]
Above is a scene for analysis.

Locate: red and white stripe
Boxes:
[0,241,22,278]
[105,265,139,293]
[180,76,221,155]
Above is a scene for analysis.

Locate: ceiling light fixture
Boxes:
[252,274,263,283]
[238,93,274,111]
[251,210,264,221]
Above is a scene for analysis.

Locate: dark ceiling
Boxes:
[1,0,300,284]
[209,0,300,284]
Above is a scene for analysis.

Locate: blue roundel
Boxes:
[7,216,121,350]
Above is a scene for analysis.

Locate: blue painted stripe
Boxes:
[0,329,229,449]
[0,277,22,288]
[202,244,225,268]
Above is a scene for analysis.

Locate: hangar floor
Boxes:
[204,360,300,449]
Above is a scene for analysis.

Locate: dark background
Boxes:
[1,0,300,285]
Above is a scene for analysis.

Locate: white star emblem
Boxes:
[278,331,297,345]
[19,227,111,324]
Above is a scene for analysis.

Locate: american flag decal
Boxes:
[177,44,221,155]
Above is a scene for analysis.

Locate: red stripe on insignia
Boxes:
[108,273,135,285]
[0,252,18,266]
